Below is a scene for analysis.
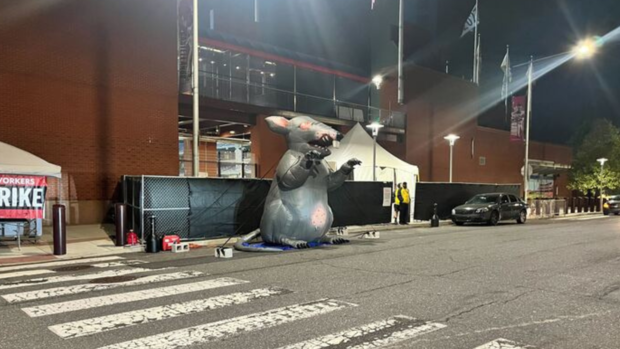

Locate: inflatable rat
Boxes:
[234,116,361,251]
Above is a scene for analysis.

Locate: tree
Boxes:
[568,119,620,194]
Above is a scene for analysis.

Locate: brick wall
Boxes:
[0,0,179,224]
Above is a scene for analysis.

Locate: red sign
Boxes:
[0,175,47,219]
[511,96,526,142]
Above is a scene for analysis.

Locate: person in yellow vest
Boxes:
[393,183,402,224]
[397,182,410,224]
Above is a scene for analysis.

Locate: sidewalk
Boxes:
[0,212,600,266]
[0,224,138,265]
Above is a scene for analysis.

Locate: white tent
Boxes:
[0,141,62,178]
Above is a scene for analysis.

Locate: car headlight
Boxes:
[475,208,489,213]
[451,209,456,215]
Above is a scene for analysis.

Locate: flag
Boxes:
[500,46,512,113]
[461,3,478,38]
[510,96,526,142]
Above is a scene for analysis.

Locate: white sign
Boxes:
[382,187,392,207]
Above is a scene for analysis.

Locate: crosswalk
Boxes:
[0,256,538,349]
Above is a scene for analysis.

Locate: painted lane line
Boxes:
[0,266,165,290]
[98,299,356,349]
[50,287,291,338]
[0,261,146,281]
[0,270,55,280]
[3,271,203,303]
[23,277,248,317]
[278,316,446,349]
[0,256,124,273]
[474,338,531,349]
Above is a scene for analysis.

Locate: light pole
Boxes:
[366,122,384,181]
[444,134,460,183]
[597,157,608,211]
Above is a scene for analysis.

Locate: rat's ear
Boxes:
[265,116,290,135]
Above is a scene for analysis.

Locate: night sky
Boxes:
[448,0,620,145]
[207,0,620,145]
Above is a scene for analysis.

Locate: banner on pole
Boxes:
[177,0,193,95]
[510,96,526,142]
[0,175,47,219]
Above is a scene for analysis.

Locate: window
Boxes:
[501,195,510,204]
[509,195,518,202]
[479,156,486,166]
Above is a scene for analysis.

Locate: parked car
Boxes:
[603,195,620,215]
[451,193,528,226]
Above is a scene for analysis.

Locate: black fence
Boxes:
[123,176,391,241]
[414,182,521,220]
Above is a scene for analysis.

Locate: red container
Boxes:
[162,235,181,251]
[126,230,139,245]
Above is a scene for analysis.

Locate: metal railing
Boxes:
[198,71,406,129]
[179,160,257,179]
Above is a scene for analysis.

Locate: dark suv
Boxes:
[451,193,528,226]
[603,195,620,215]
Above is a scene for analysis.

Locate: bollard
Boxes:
[114,203,126,247]
[431,203,439,228]
[52,204,66,256]
[146,215,159,253]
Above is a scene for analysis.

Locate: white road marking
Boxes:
[278,316,446,349]
[0,270,54,280]
[98,299,356,349]
[0,266,163,290]
[50,287,290,338]
[23,277,247,317]
[474,338,530,349]
[0,256,124,272]
[574,215,609,221]
[0,260,145,281]
[3,271,203,303]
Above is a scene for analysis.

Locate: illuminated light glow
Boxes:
[372,75,383,89]
[444,134,460,146]
[270,73,275,77]
[229,130,236,135]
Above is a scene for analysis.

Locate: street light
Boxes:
[444,134,460,183]
[597,157,608,211]
[372,75,383,90]
[573,37,602,60]
[366,122,384,181]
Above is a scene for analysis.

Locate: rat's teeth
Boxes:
[332,140,340,149]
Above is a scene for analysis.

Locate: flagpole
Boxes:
[397,0,404,104]
[504,44,510,117]
[192,0,200,177]
[472,0,478,84]
[476,33,481,83]
[524,56,533,202]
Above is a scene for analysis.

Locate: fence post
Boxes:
[52,205,66,256]
[115,203,126,247]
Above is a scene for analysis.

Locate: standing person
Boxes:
[398,182,411,224]
[393,183,402,224]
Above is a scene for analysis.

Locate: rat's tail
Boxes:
[233,229,283,252]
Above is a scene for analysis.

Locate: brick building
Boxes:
[0,0,571,225]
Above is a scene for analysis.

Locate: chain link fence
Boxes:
[123,176,191,241]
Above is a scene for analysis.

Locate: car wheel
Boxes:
[517,210,527,224]
[488,211,500,226]
[454,221,464,226]
[615,212,620,216]
[604,211,609,216]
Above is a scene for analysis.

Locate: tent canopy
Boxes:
[0,141,62,178]
[327,123,418,184]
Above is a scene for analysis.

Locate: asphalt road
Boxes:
[0,215,619,349]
